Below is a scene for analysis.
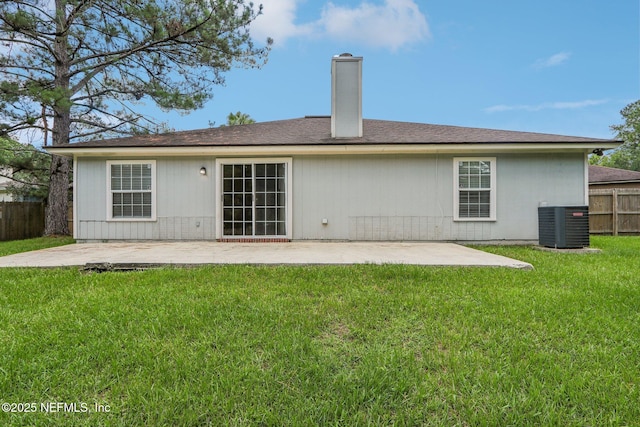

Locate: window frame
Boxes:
[453,157,497,222]
[106,160,157,222]
[215,158,293,240]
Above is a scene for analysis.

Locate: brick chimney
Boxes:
[331,53,363,138]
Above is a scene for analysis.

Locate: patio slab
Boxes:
[0,241,532,269]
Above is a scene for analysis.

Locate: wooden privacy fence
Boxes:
[0,202,46,241]
[589,189,640,235]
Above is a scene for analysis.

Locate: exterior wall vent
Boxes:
[538,206,590,249]
[331,54,363,138]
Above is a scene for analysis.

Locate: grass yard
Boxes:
[0,236,638,426]
[0,236,74,257]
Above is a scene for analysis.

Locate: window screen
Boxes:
[110,163,153,218]
[455,159,495,220]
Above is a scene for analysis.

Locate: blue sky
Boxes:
[156,0,638,139]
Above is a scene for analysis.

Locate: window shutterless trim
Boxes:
[453,157,496,221]
[106,160,157,222]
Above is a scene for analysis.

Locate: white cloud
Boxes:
[250,0,314,45]
[533,52,571,69]
[251,0,430,51]
[484,99,608,113]
[317,0,430,51]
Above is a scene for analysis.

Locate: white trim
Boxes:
[73,155,78,239]
[583,152,590,205]
[106,160,157,222]
[453,157,497,221]
[48,142,621,158]
[215,157,293,240]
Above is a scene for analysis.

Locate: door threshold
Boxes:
[217,238,291,243]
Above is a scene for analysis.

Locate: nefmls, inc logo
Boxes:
[40,402,89,413]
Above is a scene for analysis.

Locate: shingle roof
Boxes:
[589,165,640,183]
[55,117,615,148]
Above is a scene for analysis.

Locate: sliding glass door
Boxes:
[218,159,291,239]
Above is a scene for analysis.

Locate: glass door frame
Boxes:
[215,157,293,240]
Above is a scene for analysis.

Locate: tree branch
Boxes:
[0,172,49,188]
[67,6,220,95]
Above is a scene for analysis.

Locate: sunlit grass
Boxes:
[0,236,74,257]
[0,236,638,425]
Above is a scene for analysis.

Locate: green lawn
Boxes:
[0,236,74,257]
[0,236,638,426]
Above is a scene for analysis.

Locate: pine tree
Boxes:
[1,0,272,234]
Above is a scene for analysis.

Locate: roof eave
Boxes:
[47,141,621,158]
[590,180,640,185]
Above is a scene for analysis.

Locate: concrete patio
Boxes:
[0,241,532,269]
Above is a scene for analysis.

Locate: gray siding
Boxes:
[75,153,586,242]
[292,153,586,241]
[494,154,585,240]
[76,157,215,241]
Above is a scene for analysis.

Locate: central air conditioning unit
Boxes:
[538,206,590,249]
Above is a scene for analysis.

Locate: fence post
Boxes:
[612,189,618,236]
[0,203,4,240]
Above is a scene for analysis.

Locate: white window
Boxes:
[107,160,156,221]
[454,157,496,221]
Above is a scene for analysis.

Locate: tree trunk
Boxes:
[44,155,70,236]
[44,0,71,236]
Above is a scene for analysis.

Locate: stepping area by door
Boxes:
[0,241,532,269]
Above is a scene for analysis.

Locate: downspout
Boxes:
[73,154,78,239]
[583,152,590,205]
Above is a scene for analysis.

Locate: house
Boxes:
[48,54,620,243]
[589,165,640,190]
[0,176,13,202]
